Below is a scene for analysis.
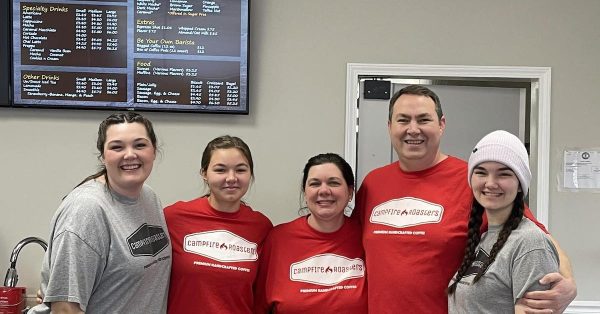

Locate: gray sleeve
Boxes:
[44,230,105,312]
[42,189,110,312]
[512,238,559,301]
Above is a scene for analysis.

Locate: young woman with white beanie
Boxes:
[448,130,559,314]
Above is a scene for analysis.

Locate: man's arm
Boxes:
[518,235,577,313]
[550,234,575,280]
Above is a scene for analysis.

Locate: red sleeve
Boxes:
[523,204,548,234]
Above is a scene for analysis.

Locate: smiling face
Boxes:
[471,161,521,219]
[102,122,156,198]
[388,94,446,171]
[304,163,353,229]
[202,148,252,212]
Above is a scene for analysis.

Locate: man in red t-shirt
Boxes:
[355,84,576,313]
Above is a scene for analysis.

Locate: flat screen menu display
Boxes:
[12,0,249,113]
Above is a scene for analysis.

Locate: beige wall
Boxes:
[1,0,598,303]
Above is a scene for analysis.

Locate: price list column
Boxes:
[133,0,242,108]
[17,2,128,103]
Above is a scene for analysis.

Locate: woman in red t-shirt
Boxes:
[255,153,367,314]
[165,135,273,314]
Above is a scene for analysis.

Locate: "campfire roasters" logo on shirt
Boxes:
[370,197,443,228]
[184,230,258,262]
[289,254,365,286]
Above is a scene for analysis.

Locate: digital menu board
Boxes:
[12,0,249,113]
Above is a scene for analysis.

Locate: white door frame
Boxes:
[344,63,551,228]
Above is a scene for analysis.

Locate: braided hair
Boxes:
[448,191,525,294]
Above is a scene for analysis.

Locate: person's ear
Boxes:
[439,115,446,133]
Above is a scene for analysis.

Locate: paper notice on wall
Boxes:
[563,150,600,189]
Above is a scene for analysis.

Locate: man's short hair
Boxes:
[388,85,444,122]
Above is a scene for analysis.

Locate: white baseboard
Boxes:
[565,301,600,314]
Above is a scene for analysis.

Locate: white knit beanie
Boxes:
[467,130,531,196]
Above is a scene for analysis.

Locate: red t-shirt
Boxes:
[165,197,272,314]
[254,216,367,314]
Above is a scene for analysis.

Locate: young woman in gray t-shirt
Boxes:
[448,130,559,314]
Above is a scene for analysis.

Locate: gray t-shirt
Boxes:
[448,218,559,314]
[29,180,171,314]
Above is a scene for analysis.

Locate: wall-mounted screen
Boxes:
[11,0,249,113]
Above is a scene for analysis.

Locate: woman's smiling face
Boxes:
[102,122,156,198]
[304,163,353,224]
[471,161,521,215]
